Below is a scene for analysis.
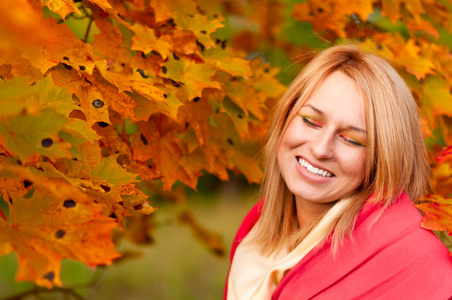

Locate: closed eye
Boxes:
[340,134,366,147]
[301,116,322,128]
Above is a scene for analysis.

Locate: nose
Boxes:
[310,130,335,160]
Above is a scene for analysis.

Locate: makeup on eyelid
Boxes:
[298,113,367,147]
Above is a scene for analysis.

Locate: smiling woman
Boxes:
[224,44,452,299]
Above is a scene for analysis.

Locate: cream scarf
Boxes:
[227,199,350,300]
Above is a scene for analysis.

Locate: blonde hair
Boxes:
[252,43,431,255]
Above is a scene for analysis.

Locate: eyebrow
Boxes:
[303,104,367,134]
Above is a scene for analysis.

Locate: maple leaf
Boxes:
[172,13,224,48]
[41,0,81,20]
[149,0,198,23]
[0,108,70,159]
[0,191,119,288]
[160,56,221,99]
[203,47,252,77]
[131,23,173,59]
[417,194,452,234]
[421,76,452,126]
[90,154,138,186]
[436,146,452,165]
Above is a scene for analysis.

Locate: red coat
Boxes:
[225,194,452,299]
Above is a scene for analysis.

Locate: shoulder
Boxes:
[275,193,452,299]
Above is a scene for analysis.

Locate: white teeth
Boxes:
[297,158,333,178]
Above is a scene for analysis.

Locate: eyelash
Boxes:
[301,116,366,147]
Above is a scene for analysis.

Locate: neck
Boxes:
[295,197,337,228]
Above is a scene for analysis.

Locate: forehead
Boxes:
[301,70,366,127]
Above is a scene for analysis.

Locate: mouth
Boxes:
[297,157,335,178]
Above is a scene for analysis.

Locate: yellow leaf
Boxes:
[91,154,138,186]
[41,0,80,20]
[203,47,252,77]
[160,56,221,99]
[131,23,173,59]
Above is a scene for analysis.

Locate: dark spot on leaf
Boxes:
[63,63,72,70]
[317,8,324,13]
[161,66,167,74]
[98,121,109,127]
[63,57,70,61]
[309,11,314,16]
[137,69,149,79]
[92,99,104,108]
[119,201,124,206]
[227,138,234,145]
[200,30,207,34]
[264,68,269,73]
[72,157,79,161]
[79,65,86,71]
[100,185,111,192]
[173,53,179,60]
[109,212,117,219]
[84,78,92,84]
[121,63,125,67]
[41,138,53,148]
[185,122,189,129]
[37,167,44,172]
[163,94,167,99]
[169,19,176,27]
[197,41,205,52]
[43,272,55,281]
[134,204,143,210]
[237,114,243,119]
[94,200,98,203]
[23,180,33,188]
[215,38,221,45]
[377,43,383,50]
[221,40,227,49]
[193,97,200,102]
[63,199,76,208]
[55,229,66,239]
[178,81,184,86]
[214,13,218,18]
[141,133,148,145]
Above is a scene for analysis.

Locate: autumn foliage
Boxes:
[0,0,452,288]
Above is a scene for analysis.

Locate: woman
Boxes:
[225,44,452,299]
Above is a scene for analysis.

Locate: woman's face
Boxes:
[277,70,367,211]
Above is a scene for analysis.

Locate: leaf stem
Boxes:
[44,156,58,170]
[83,17,94,43]
[0,145,11,156]
[0,207,7,222]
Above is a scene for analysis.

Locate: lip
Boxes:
[295,156,335,184]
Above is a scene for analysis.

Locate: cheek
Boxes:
[345,150,367,180]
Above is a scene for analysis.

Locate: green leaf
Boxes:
[0,109,69,158]
[34,76,78,117]
[90,154,138,186]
